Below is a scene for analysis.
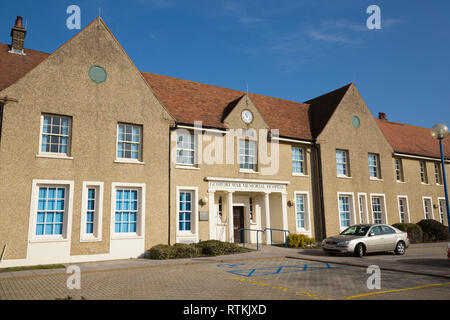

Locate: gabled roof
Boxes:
[141,72,313,140]
[306,83,352,138]
[0,43,49,91]
[376,119,450,159]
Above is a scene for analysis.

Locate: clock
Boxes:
[241,109,253,124]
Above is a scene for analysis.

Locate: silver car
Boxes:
[321,224,410,257]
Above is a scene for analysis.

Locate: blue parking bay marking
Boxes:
[216,263,246,268]
[225,263,348,277]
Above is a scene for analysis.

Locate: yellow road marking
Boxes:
[346,282,450,299]
[227,276,334,300]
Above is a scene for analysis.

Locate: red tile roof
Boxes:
[0,43,49,91]
[141,72,313,140]
[376,119,450,159]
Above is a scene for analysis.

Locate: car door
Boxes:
[380,225,398,250]
[364,226,385,252]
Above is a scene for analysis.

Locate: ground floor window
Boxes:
[439,199,447,225]
[81,182,104,241]
[36,186,65,236]
[398,197,408,223]
[179,191,193,231]
[371,196,384,224]
[114,189,139,233]
[423,198,432,219]
[358,194,367,224]
[295,194,306,229]
[338,195,352,228]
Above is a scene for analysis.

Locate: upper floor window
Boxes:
[117,123,142,161]
[41,115,71,155]
[239,138,257,171]
[395,158,404,182]
[420,160,428,184]
[292,147,306,175]
[368,153,381,179]
[336,150,350,177]
[176,131,195,165]
[434,162,443,185]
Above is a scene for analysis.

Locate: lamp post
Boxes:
[431,124,450,233]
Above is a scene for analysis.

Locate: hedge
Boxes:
[286,234,316,248]
[416,219,450,242]
[146,240,244,260]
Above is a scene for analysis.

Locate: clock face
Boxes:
[241,109,253,124]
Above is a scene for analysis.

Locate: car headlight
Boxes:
[336,241,349,247]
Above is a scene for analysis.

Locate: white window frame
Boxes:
[336,150,350,177]
[370,194,388,224]
[397,195,410,223]
[176,186,199,243]
[368,153,381,180]
[395,158,404,183]
[110,182,146,240]
[239,138,258,172]
[357,193,369,224]
[337,192,357,231]
[28,179,74,243]
[80,181,104,242]
[422,196,434,220]
[434,162,443,185]
[438,197,447,225]
[37,114,73,160]
[115,123,144,164]
[175,129,196,167]
[294,191,312,235]
[420,160,428,184]
[292,146,307,176]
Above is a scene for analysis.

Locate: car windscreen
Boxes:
[340,226,370,236]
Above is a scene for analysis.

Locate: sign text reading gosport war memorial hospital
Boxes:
[208,181,287,193]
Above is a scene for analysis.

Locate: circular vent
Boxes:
[88,65,107,84]
[352,116,360,128]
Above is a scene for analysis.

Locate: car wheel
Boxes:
[395,241,406,255]
[354,243,365,257]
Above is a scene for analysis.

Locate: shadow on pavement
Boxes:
[395,258,450,268]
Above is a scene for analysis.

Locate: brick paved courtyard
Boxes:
[1,256,449,300]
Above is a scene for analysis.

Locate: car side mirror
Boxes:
[369,232,375,237]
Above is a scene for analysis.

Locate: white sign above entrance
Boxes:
[206,177,288,193]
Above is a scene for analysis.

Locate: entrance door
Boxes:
[233,206,244,243]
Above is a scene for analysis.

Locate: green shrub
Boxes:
[171,243,201,258]
[146,241,244,260]
[286,234,316,248]
[417,219,449,242]
[195,240,243,256]
[392,223,423,243]
[147,244,172,260]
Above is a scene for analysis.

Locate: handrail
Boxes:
[240,228,265,251]
[263,228,291,248]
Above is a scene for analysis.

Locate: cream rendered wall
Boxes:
[170,94,317,244]
[0,18,172,264]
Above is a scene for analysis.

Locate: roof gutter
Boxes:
[394,152,450,163]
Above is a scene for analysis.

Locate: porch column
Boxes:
[208,190,215,240]
[264,192,271,244]
[281,192,288,233]
[228,191,234,243]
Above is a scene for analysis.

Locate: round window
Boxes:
[352,116,360,128]
[88,65,107,83]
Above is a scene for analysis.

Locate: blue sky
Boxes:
[1,0,449,128]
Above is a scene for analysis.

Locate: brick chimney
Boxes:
[378,112,387,120]
[9,16,26,55]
